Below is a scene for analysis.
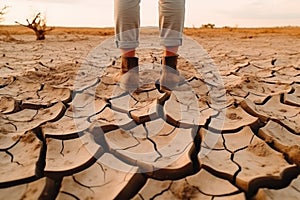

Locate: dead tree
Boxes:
[15,13,53,40]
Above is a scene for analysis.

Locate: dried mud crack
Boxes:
[0,31,300,200]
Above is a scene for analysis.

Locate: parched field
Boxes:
[0,26,300,200]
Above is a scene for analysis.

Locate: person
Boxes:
[114,0,186,92]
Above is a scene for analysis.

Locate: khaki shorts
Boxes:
[114,0,185,49]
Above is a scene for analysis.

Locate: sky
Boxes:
[1,0,300,28]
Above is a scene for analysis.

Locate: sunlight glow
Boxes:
[1,0,300,27]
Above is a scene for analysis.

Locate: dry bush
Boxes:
[201,23,215,29]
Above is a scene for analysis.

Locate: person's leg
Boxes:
[159,0,185,56]
[114,0,140,56]
[159,0,185,90]
[114,0,141,91]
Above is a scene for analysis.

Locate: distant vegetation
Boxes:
[201,23,215,29]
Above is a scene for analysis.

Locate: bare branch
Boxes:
[15,21,28,28]
[32,13,41,24]
[0,6,8,15]
[0,5,9,21]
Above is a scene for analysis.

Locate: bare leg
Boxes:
[164,46,179,57]
[121,48,136,58]
[114,0,140,91]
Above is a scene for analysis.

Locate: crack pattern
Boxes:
[0,31,300,200]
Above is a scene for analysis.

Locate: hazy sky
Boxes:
[1,0,300,28]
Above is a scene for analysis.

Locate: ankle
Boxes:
[164,46,179,57]
[162,55,178,70]
[121,48,136,57]
[121,56,139,73]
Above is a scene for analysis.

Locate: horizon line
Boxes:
[1,24,300,29]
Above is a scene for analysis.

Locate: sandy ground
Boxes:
[0,26,299,200]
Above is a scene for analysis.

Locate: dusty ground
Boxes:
[0,25,299,200]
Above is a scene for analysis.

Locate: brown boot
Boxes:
[116,56,139,92]
[159,55,184,91]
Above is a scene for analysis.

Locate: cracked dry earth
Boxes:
[0,30,300,200]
